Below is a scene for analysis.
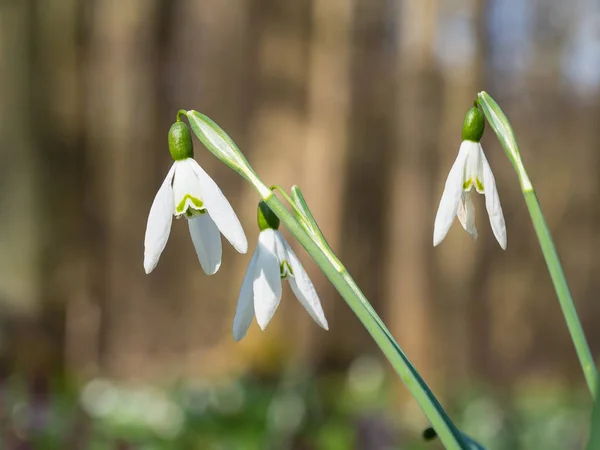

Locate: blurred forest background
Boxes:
[1,0,600,448]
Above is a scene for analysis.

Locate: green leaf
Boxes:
[186,110,253,180]
[477,91,532,192]
[478,91,597,399]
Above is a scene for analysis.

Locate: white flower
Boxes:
[144,158,248,274]
[232,229,328,341]
[433,140,506,249]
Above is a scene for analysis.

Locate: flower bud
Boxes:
[461,106,485,142]
[257,201,280,231]
[168,121,194,161]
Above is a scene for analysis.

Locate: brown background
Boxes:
[1,0,599,431]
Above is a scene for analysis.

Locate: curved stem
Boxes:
[176,109,188,122]
[262,191,469,450]
[290,185,337,253]
[587,382,600,450]
[523,191,598,397]
[478,91,598,398]
[270,185,344,271]
[186,111,471,449]
[269,185,309,224]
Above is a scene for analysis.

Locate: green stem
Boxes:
[523,191,598,397]
[176,109,188,122]
[477,91,598,398]
[290,185,337,254]
[271,185,344,271]
[185,111,471,448]
[269,185,310,225]
[587,381,600,450]
[262,191,469,450]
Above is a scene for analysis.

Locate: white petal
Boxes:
[433,142,470,246]
[481,148,507,250]
[273,231,292,277]
[464,140,484,193]
[144,164,176,274]
[172,159,205,216]
[457,192,478,241]
[188,214,222,275]
[253,229,282,330]
[283,239,328,330]
[189,159,248,254]
[232,248,260,341]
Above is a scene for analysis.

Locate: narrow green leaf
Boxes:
[263,192,471,450]
[290,186,326,241]
[477,91,532,192]
[478,91,598,398]
[587,382,600,450]
[182,111,474,450]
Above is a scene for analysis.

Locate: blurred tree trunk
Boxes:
[85,0,170,377]
[0,0,85,377]
[432,0,488,387]
[301,0,353,367]
[0,0,39,315]
[0,0,40,370]
[228,0,314,373]
[386,0,441,408]
[463,0,498,386]
[329,0,394,365]
[34,0,85,378]
[171,0,254,377]
[586,85,600,356]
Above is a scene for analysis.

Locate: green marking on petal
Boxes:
[463,178,485,193]
[280,260,293,279]
[185,208,208,218]
[475,178,484,192]
[176,194,204,214]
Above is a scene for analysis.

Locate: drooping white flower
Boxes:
[232,202,328,341]
[144,121,247,274]
[433,107,506,249]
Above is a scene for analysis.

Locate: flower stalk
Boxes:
[477,91,598,398]
[181,112,471,449]
[262,192,469,449]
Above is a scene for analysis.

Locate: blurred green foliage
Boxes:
[0,362,590,450]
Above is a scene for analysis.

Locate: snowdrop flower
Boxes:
[433,107,506,249]
[232,201,328,341]
[144,121,248,274]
